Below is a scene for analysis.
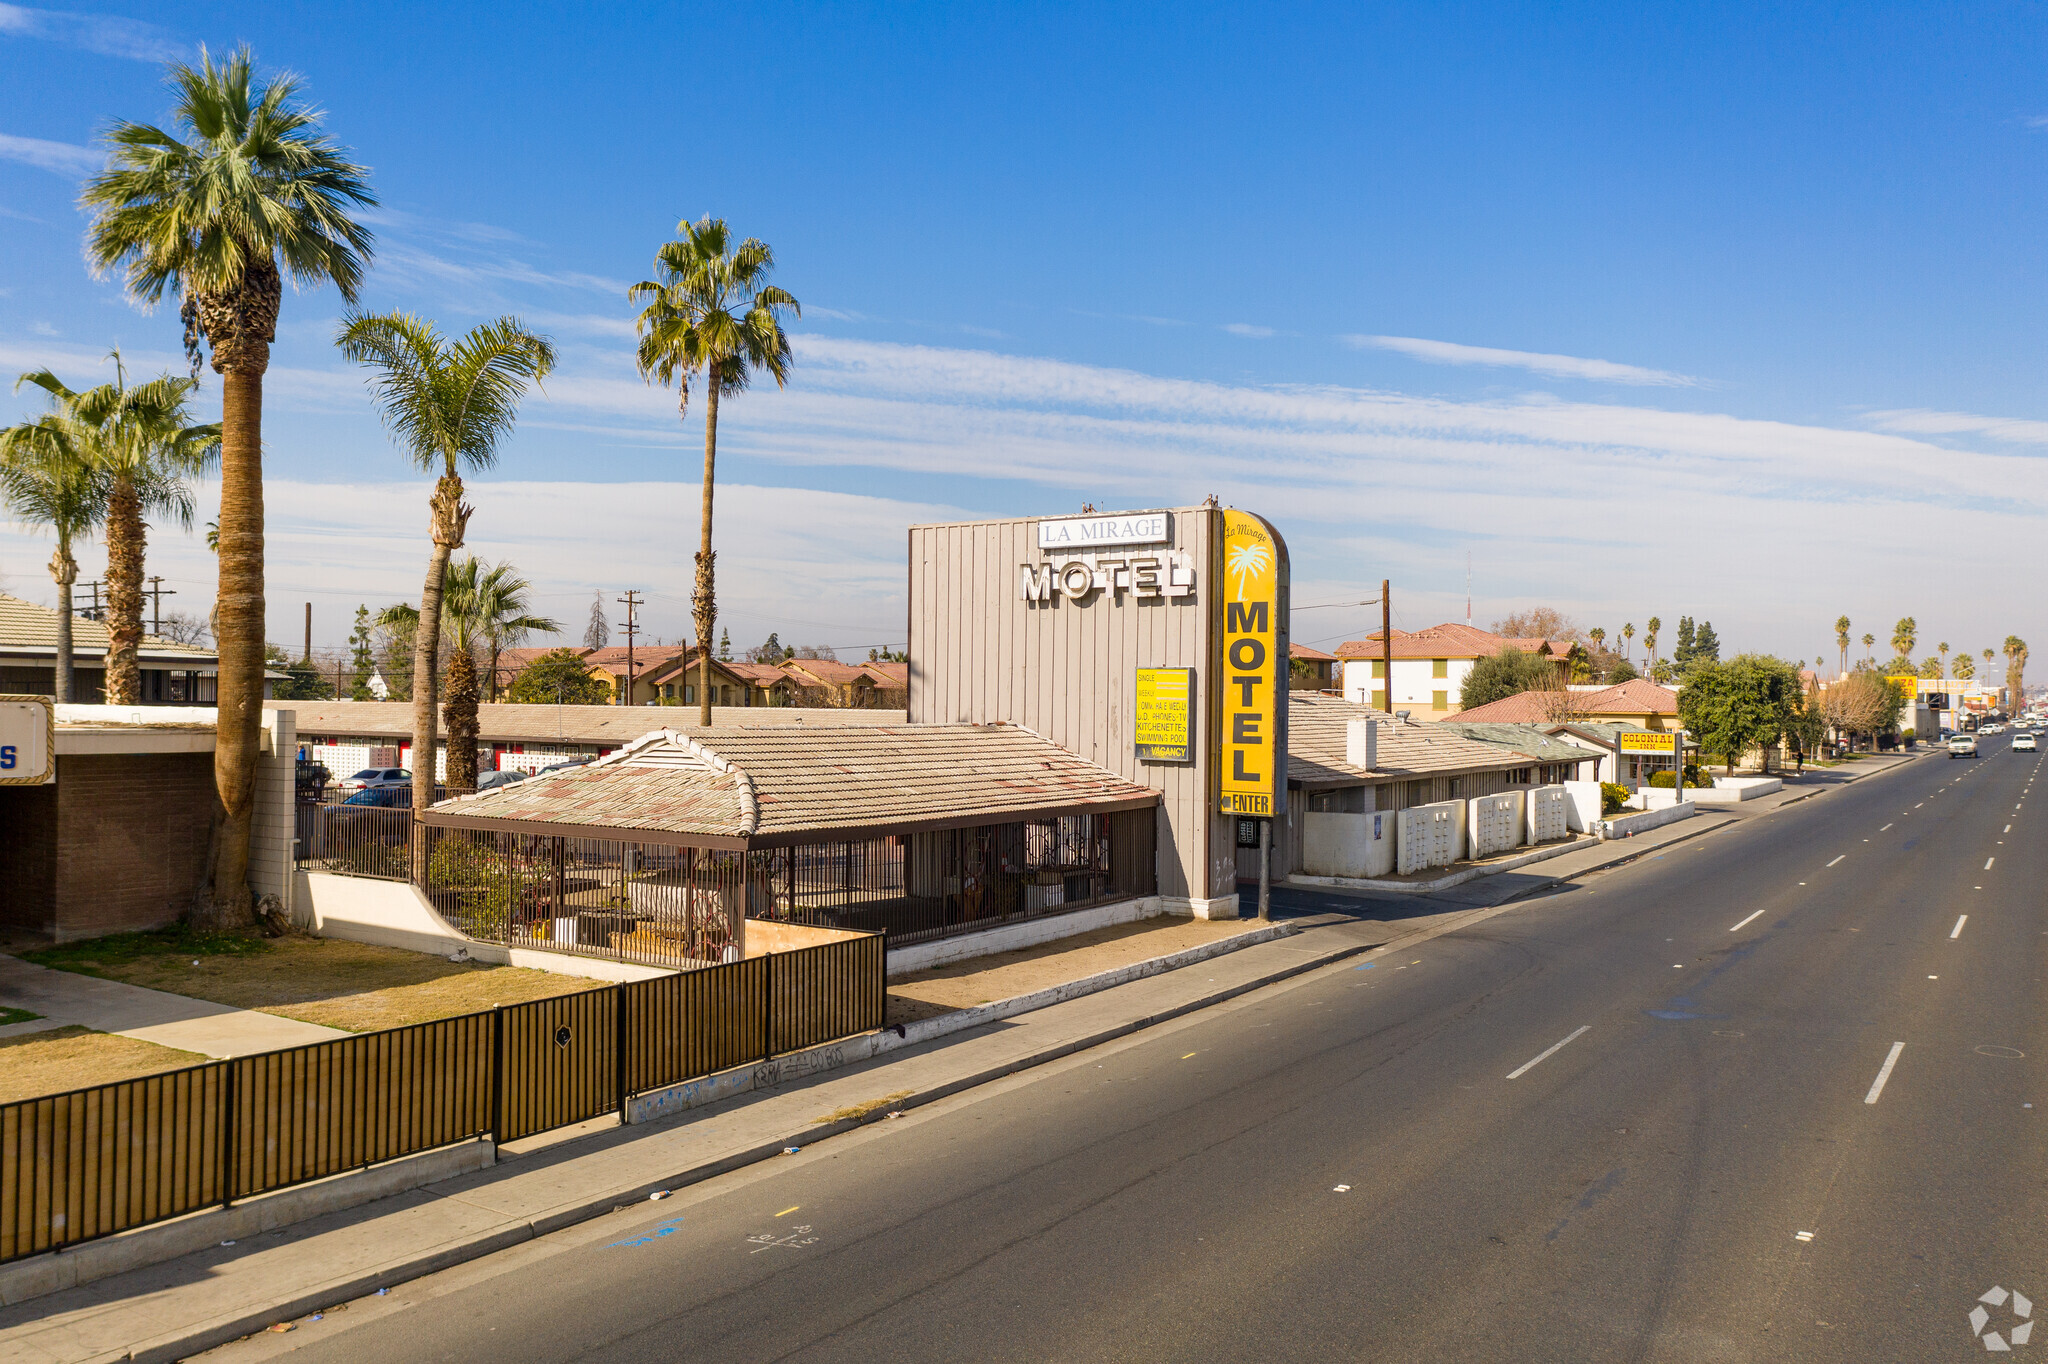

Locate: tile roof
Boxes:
[781,658,871,686]
[1580,677,1680,715]
[1449,677,1677,724]
[1289,643,1338,661]
[724,662,798,685]
[860,660,909,686]
[1332,623,1573,661]
[271,699,906,744]
[1287,693,1542,786]
[0,592,218,663]
[424,724,1160,845]
[1439,690,1569,724]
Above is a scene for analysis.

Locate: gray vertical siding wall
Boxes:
[907,509,1234,905]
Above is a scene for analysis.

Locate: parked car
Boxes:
[475,768,529,793]
[2016,733,2038,752]
[339,785,412,808]
[535,756,596,776]
[336,766,409,797]
[1948,734,1979,758]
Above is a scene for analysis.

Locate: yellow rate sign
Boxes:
[1617,730,1677,753]
[1134,667,1194,763]
[1217,510,1287,817]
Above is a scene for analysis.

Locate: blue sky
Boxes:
[3,2,2046,668]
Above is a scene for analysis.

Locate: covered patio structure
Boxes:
[412,724,1163,970]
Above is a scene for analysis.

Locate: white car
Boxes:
[1949,734,1979,758]
[2016,733,2038,752]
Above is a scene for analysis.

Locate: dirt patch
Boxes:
[0,1026,208,1104]
[884,916,1263,1026]
[24,929,602,1033]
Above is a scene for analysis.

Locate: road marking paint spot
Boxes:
[1865,1041,1906,1104]
[1795,1230,1815,1242]
[1917,803,1925,808]
[2006,825,2012,833]
[1731,909,1766,932]
[1986,857,1997,870]
[1799,881,1807,886]
[1952,915,1968,939]
[1827,855,1846,867]
[1181,1052,1198,1060]
[1333,1184,1351,1193]
[775,1206,799,1217]
[1881,823,1893,831]
[1507,1025,1591,1080]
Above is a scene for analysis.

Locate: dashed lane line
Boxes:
[1731,909,1766,932]
[1865,1042,1906,1105]
[1506,1026,1592,1081]
[1952,915,1968,940]
[1827,855,1846,867]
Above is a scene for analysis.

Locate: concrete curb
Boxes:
[63,933,1374,1364]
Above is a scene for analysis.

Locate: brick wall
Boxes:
[50,752,213,940]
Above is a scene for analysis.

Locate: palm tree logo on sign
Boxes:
[1227,540,1272,601]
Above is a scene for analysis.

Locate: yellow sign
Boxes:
[1618,730,1677,753]
[1217,510,1287,817]
[1888,675,1921,699]
[1134,667,1194,763]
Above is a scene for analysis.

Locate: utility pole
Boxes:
[616,591,642,707]
[146,576,176,636]
[79,580,104,622]
[303,602,312,665]
[1382,579,1393,714]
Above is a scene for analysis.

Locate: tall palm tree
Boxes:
[1891,617,1917,661]
[0,415,106,702]
[16,356,218,703]
[1864,633,1876,661]
[1621,622,1635,665]
[2004,636,2029,711]
[1834,615,1851,676]
[83,45,374,926]
[1938,641,1950,677]
[1643,616,1661,668]
[631,216,800,725]
[474,561,560,705]
[1955,652,1976,682]
[337,313,555,812]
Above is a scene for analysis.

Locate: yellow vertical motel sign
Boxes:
[1217,510,1288,817]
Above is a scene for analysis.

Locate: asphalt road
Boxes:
[214,741,2046,1363]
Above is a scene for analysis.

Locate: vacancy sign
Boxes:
[1217,510,1287,818]
[0,695,54,785]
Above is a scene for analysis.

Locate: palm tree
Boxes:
[631,216,800,726]
[1643,616,1660,668]
[0,414,106,702]
[338,313,555,812]
[1864,633,1876,661]
[2004,636,2029,711]
[1891,617,1917,661]
[16,356,218,703]
[1938,641,1950,677]
[475,562,560,706]
[1834,615,1851,676]
[83,45,374,926]
[1621,622,1635,665]
[1955,652,1976,682]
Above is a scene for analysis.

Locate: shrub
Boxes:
[1600,781,1631,815]
[1647,765,1714,789]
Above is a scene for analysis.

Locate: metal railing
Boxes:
[0,932,881,1263]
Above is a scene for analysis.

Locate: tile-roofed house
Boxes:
[0,590,224,704]
[639,650,755,708]
[1288,642,1339,691]
[781,657,886,707]
[1450,678,1678,727]
[1330,623,1576,717]
[724,662,801,707]
[425,723,1161,847]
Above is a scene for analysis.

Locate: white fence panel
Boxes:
[1396,801,1460,875]
[1527,785,1569,844]
[1468,792,1524,858]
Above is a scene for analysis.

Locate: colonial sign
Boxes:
[1216,510,1288,818]
[1037,512,1171,551]
[0,695,55,785]
[1617,730,1678,753]
[1134,667,1194,763]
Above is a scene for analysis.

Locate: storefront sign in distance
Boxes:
[1134,667,1194,763]
[1617,731,1677,753]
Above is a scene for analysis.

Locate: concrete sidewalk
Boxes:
[0,926,1374,1364]
[0,956,347,1059]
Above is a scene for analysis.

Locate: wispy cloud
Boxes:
[1223,322,1276,339]
[1342,333,1699,387]
[0,4,181,61]
[1863,407,2048,445]
[0,130,99,177]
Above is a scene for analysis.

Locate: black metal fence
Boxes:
[0,932,881,1263]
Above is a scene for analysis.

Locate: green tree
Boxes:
[1677,654,1801,775]
[1917,655,1943,679]
[1621,622,1635,665]
[1834,615,1851,676]
[508,647,610,705]
[337,313,555,812]
[1863,632,1876,661]
[83,45,375,926]
[0,410,106,701]
[264,642,332,700]
[1608,658,1639,683]
[632,216,800,726]
[1690,620,1721,668]
[1674,616,1695,667]
[347,605,375,700]
[718,627,732,662]
[1458,647,1558,710]
[1891,617,1917,660]
[2005,636,2029,709]
[16,355,218,703]
[1938,641,1950,676]
[1790,680,1829,769]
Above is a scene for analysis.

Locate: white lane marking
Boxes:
[1986,857,1996,870]
[1864,1042,1906,1104]
[1952,915,1968,939]
[1507,1026,1591,1080]
[1731,909,1766,932]
[1881,823,1893,831]
[1917,803,1925,808]
[2006,825,2013,833]
[1827,855,1846,867]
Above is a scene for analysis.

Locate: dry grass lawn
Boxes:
[884,916,1262,1025]
[27,932,603,1033]
[0,1026,208,1104]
